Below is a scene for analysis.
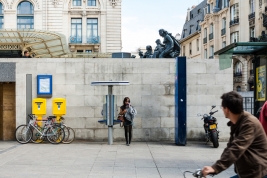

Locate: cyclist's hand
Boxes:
[202,166,215,177]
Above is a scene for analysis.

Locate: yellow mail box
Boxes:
[52,98,66,115]
[32,98,46,115]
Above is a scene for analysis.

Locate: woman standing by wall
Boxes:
[119,97,137,146]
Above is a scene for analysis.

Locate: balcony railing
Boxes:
[248,12,255,20]
[230,18,239,27]
[234,72,242,77]
[209,33,214,40]
[69,36,82,43]
[221,28,226,36]
[87,36,101,44]
[69,36,101,44]
[203,37,207,44]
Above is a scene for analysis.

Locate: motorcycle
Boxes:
[198,105,219,148]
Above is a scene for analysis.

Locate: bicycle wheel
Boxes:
[46,126,65,144]
[15,125,32,144]
[62,126,70,143]
[63,127,75,144]
[31,126,44,143]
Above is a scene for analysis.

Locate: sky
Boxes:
[121,0,201,52]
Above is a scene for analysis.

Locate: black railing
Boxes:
[248,12,255,20]
[243,97,254,114]
[203,37,207,44]
[221,28,226,36]
[234,72,242,77]
[209,33,214,40]
[230,18,239,26]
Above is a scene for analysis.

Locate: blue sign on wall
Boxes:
[37,75,52,97]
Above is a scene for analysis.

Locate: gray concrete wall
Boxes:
[0,58,233,141]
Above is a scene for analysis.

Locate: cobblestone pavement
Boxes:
[0,141,235,178]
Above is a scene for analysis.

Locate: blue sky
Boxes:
[121,0,201,52]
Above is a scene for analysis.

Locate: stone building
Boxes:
[180,0,267,92]
[0,0,122,56]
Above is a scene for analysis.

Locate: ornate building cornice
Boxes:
[9,0,40,9]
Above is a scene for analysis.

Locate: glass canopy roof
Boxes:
[0,29,69,58]
[214,42,267,70]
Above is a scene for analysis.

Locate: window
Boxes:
[87,19,98,43]
[222,18,226,29]
[210,23,213,33]
[183,46,185,56]
[73,0,81,6]
[235,61,242,76]
[204,6,209,15]
[88,0,96,6]
[197,39,199,51]
[222,41,226,48]
[231,32,239,43]
[204,28,207,38]
[210,3,213,12]
[198,9,201,14]
[189,25,193,34]
[231,3,239,21]
[0,3,3,29]
[204,49,208,58]
[237,86,241,92]
[189,43,192,55]
[210,46,214,58]
[222,0,225,8]
[250,0,255,13]
[71,19,82,43]
[86,50,92,53]
[250,27,255,37]
[17,1,34,29]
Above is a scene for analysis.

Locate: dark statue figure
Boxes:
[152,39,165,58]
[263,13,267,30]
[139,45,153,58]
[138,29,180,58]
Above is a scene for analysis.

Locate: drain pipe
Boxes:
[46,0,48,30]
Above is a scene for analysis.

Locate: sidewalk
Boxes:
[0,141,235,178]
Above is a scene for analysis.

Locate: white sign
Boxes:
[39,78,50,93]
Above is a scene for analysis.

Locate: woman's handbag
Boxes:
[117,114,124,127]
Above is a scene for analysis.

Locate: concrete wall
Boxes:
[0,58,233,141]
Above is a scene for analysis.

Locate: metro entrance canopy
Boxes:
[0,29,69,58]
[214,42,267,70]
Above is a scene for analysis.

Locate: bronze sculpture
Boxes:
[139,29,180,58]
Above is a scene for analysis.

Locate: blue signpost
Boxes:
[175,57,187,146]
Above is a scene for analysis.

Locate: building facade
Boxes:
[180,0,267,92]
[0,0,122,54]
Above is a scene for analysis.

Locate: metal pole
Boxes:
[108,86,113,145]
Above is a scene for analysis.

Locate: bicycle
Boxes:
[53,116,75,144]
[15,114,65,144]
[183,169,214,178]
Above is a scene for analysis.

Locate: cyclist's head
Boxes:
[221,91,243,114]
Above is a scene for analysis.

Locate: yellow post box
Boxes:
[32,98,46,122]
[52,98,66,122]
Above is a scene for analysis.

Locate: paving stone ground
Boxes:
[0,141,235,178]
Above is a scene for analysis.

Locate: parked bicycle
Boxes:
[54,116,75,144]
[15,114,65,144]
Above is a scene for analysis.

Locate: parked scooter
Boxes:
[198,105,219,148]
